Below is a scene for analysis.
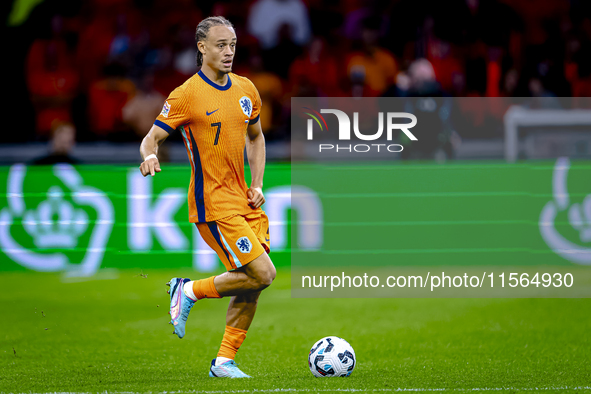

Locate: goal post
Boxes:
[504,105,591,162]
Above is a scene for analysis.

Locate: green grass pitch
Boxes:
[0,268,590,393]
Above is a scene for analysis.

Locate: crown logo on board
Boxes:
[22,186,88,248]
[569,195,591,243]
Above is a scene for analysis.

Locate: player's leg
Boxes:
[168,258,276,338]
[168,214,272,332]
[191,214,274,297]
[214,252,274,364]
[208,212,273,377]
[165,221,233,339]
[166,256,274,339]
[167,213,273,376]
[213,250,275,296]
[225,291,261,330]
[213,210,273,295]
[209,290,261,378]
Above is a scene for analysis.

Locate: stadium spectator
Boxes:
[76,4,144,83]
[12,0,591,144]
[289,37,342,97]
[342,0,388,41]
[173,25,199,77]
[243,55,284,134]
[247,0,311,77]
[398,59,458,161]
[87,63,136,139]
[152,23,202,96]
[525,77,562,109]
[570,39,591,98]
[32,122,80,165]
[346,17,398,96]
[501,68,520,97]
[122,72,165,139]
[427,38,465,96]
[500,0,569,47]
[26,15,79,136]
[247,0,311,50]
[407,58,441,97]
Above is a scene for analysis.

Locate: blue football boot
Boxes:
[209,359,251,378]
[166,278,195,338]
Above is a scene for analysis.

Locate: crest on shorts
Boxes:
[236,236,252,253]
[160,101,171,117]
[239,96,252,117]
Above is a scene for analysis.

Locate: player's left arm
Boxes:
[245,119,266,209]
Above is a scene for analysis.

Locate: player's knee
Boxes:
[246,254,276,290]
[255,265,275,290]
[263,264,276,287]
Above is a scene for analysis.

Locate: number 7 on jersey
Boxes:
[211,122,222,145]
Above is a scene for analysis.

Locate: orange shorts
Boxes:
[196,210,270,271]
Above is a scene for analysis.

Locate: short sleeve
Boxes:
[248,83,262,125]
[154,87,190,133]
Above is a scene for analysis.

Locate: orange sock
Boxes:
[217,325,247,360]
[192,276,221,300]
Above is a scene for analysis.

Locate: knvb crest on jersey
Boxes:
[239,96,252,118]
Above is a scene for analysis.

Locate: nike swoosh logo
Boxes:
[171,295,181,319]
[206,109,219,116]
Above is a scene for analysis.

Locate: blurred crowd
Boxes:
[11,0,591,145]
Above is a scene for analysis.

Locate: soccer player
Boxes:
[138,16,276,378]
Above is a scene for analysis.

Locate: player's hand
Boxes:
[247,187,265,209]
[139,156,161,177]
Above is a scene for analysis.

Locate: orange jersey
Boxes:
[154,70,262,223]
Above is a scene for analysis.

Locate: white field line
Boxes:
[5,387,591,394]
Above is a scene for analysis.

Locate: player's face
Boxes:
[203,25,236,73]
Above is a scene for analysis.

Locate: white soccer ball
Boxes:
[308,336,356,377]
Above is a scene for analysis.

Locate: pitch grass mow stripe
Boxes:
[9,388,591,394]
[3,272,589,392]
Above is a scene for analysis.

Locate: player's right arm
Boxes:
[139,86,190,177]
[139,124,169,177]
